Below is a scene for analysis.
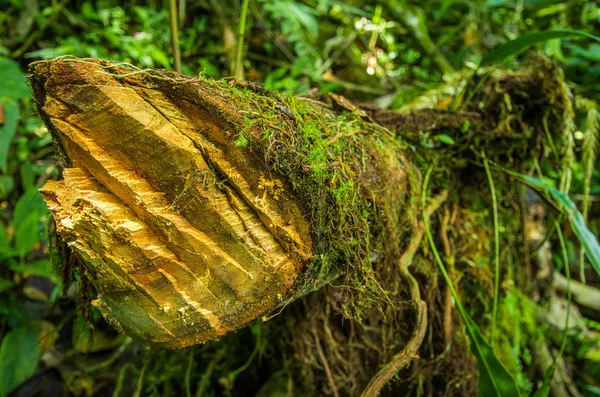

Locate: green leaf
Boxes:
[463,315,522,396]
[0,175,14,200]
[481,29,600,67]
[13,190,47,231]
[0,325,41,396]
[435,134,456,145]
[0,101,19,173]
[10,260,55,279]
[14,213,40,258]
[0,59,30,100]
[20,162,35,192]
[517,175,600,278]
[496,166,600,278]
[287,2,319,37]
[149,46,171,69]
[583,385,600,395]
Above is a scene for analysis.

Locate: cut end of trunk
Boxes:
[31,58,313,348]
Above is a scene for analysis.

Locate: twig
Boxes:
[323,77,387,95]
[579,104,598,283]
[112,364,135,397]
[247,52,290,68]
[178,0,186,29]
[535,223,572,396]
[553,271,600,312]
[542,115,560,165]
[84,337,132,373]
[326,129,363,145]
[531,340,570,397]
[519,185,532,290]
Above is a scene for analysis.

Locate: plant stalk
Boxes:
[234,0,251,79]
[169,0,182,73]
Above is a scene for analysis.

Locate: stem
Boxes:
[185,347,194,397]
[178,0,186,29]
[132,355,148,397]
[368,6,382,50]
[483,151,500,350]
[542,115,560,165]
[169,0,182,73]
[234,0,251,80]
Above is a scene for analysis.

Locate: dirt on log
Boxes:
[29,57,569,396]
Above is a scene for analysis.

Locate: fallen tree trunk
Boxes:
[29,57,570,396]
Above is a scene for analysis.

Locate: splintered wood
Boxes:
[31,59,312,348]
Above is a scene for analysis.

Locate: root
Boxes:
[312,324,340,397]
[360,301,427,397]
[440,209,455,346]
[360,190,448,396]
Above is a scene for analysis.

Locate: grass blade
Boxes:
[482,152,501,350]
[422,165,521,397]
[500,170,600,278]
[481,29,600,67]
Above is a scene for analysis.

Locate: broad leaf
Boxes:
[13,189,47,231]
[10,259,56,280]
[481,29,600,66]
[463,314,522,396]
[14,213,40,258]
[0,326,41,397]
[0,59,30,100]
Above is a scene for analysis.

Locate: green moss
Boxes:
[233,134,249,148]
[184,79,412,318]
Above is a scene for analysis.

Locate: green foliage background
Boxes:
[0,0,599,396]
